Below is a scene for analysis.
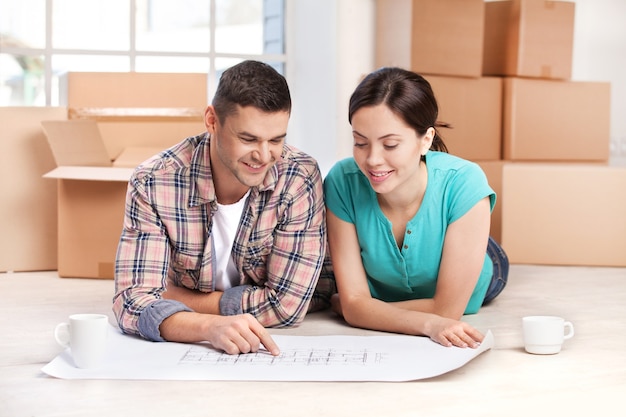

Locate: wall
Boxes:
[287,0,375,175]
[571,0,626,165]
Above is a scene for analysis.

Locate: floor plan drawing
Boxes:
[179,347,387,366]
[42,327,494,381]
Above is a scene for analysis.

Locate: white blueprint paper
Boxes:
[41,325,493,381]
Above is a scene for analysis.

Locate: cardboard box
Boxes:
[503,77,611,162]
[475,160,505,244]
[61,72,207,159]
[42,120,154,279]
[61,72,209,108]
[41,119,164,168]
[41,72,209,278]
[52,177,130,279]
[0,107,67,272]
[376,0,485,77]
[501,163,626,266]
[483,0,575,80]
[426,75,502,161]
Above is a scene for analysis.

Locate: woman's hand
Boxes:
[334,290,482,349]
[427,317,484,348]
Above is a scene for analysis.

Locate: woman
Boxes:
[324,67,508,348]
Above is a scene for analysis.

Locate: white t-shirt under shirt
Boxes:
[212,191,250,291]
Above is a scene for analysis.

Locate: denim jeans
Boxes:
[483,236,509,305]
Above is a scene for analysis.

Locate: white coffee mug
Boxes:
[54,313,109,368]
[522,315,574,355]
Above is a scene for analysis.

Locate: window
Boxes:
[0,0,285,106]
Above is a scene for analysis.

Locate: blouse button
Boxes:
[406,230,412,234]
[403,245,408,249]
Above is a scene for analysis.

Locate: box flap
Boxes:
[43,166,134,182]
[41,120,112,167]
[112,146,164,168]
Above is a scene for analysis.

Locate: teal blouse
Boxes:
[324,151,496,314]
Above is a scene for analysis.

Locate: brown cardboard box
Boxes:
[376,0,485,77]
[54,177,129,279]
[41,120,155,279]
[501,163,626,266]
[41,72,209,279]
[426,75,502,161]
[41,119,164,168]
[1,107,67,272]
[42,122,199,279]
[61,72,208,108]
[503,77,611,162]
[483,0,575,80]
[475,160,505,244]
[42,121,137,279]
[61,72,207,159]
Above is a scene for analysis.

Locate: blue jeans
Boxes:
[483,237,509,305]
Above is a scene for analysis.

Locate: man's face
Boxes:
[206,105,289,201]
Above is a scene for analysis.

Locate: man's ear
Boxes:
[204,105,218,133]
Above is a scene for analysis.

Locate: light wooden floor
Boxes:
[1,264,625,417]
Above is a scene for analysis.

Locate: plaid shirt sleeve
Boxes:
[112,171,183,340]
[308,250,336,313]
[113,136,209,341]
[234,152,327,328]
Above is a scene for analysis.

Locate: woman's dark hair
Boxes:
[348,67,449,153]
[212,60,291,124]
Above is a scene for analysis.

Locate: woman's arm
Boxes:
[327,209,483,348]
[391,197,492,319]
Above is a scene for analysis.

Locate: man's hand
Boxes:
[159,311,280,356]
[206,314,280,356]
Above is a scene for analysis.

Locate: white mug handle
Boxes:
[54,322,71,348]
[563,321,575,340]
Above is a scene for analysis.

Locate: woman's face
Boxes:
[351,104,433,195]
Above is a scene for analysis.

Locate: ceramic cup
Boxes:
[54,313,109,368]
[522,315,574,355]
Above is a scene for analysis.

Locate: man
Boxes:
[113,60,330,355]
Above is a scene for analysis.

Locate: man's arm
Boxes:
[161,281,223,314]
[159,311,280,355]
[113,176,280,354]
[112,176,187,340]
[239,161,327,327]
[307,251,336,313]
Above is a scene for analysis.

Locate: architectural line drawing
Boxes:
[42,328,494,381]
[179,347,387,366]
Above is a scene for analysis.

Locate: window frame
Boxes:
[0,0,287,106]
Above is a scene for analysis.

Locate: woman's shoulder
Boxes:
[326,157,361,181]
[324,157,371,209]
[428,151,484,176]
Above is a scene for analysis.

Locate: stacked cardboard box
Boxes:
[376,0,623,266]
[484,1,622,267]
[43,72,208,279]
[376,0,502,242]
[0,107,67,273]
[376,0,500,161]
